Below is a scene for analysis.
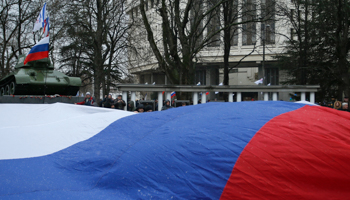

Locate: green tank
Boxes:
[0,55,81,96]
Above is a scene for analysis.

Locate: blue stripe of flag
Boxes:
[28,43,49,54]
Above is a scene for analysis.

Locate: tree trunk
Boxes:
[18,0,22,55]
[223,1,231,101]
[93,0,104,102]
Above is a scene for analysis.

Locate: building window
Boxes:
[191,1,203,47]
[230,0,239,46]
[265,68,279,85]
[231,29,239,46]
[207,0,220,47]
[290,28,294,40]
[261,0,275,44]
[242,0,256,45]
[134,6,138,17]
[196,70,206,85]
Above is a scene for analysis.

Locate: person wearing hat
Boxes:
[75,92,94,106]
[340,102,349,112]
[114,95,126,110]
[134,104,144,113]
[161,99,173,111]
[145,105,153,112]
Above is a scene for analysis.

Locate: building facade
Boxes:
[127,0,294,101]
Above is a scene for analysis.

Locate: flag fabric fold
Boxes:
[215,82,223,94]
[33,3,47,33]
[25,3,50,65]
[43,16,49,37]
[1,102,350,199]
[23,36,49,65]
[171,91,176,98]
[254,78,263,85]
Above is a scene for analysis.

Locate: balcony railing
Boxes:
[116,84,320,111]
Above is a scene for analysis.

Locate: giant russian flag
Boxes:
[23,36,49,65]
[1,101,350,199]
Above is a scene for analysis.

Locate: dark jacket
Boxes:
[101,97,114,108]
[162,100,172,111]
[114,99,126,110]
[127,101,135,111]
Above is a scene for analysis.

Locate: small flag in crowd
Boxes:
[206,92,209,95]
[215,82,223,94]
[171,91,176,98]
[254,78,263,85]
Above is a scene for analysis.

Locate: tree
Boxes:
[275,0,350,101]
[60,0,131,100]
[138,0,223,85]
[0,0,38,78]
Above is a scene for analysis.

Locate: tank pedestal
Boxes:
[0,95,85,104]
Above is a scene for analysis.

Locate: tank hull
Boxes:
[0,56,81,96]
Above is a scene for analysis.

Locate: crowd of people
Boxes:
[321,96,349,112]
[75,92,188,113]
[76,92,349,113]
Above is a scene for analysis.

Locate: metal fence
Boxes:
[116,84,320,111]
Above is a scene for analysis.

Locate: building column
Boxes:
[193,92,198,105]
[122,91,128,111]
[201,93,207,104]
[264,93,269,101]
[131,92,136,109]
[228,92,233,102]
[158,91,163,111]
[301,92,306,101]
[237,92,242,102]
[310,92,315,104]
[272,92,278,101]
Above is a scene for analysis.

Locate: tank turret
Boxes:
[0,55,81,96]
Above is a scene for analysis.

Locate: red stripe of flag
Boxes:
[24,51,49,65]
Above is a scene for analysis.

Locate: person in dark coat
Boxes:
[127,100,135,111]
[101,94,114,108]
[134,104,144,113]
[75,92,94,106]
[161,99,173,111]
[114,95,126,110]
[145,105,153,112]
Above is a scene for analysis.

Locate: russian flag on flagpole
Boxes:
[43,16,49,37]
[171,91,176,98]
[33,3,47,33]
[23,36,49,65]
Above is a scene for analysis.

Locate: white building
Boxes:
[126,0,294,101]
